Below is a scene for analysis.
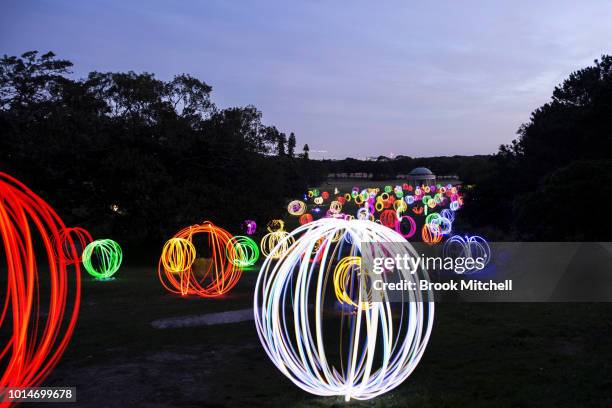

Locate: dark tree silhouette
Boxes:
[500,55,612,187]
[302,143,310,160]
[0,51,72,111]
[0,51,328,258]
[463,55,612,240]
[287,132,296,158]
[277,132,287,156]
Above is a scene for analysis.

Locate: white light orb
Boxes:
[254,218,434,401]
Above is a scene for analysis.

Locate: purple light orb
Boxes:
[243,219,257,235]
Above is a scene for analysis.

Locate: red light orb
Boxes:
[0,172,81,391]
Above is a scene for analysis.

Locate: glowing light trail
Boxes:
[158,222,241,297]
[0,172,81,393]
[82,239,123,280]
[254,218,434,401]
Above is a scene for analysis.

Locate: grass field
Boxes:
[34,266,612,407]
[22,181,612,406]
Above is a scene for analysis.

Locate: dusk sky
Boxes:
[2,1,611,159]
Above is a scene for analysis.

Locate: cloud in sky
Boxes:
[2,0,611,158]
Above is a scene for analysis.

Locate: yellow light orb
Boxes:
[161,237,196,273]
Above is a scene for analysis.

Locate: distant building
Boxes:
[406,167,436,187]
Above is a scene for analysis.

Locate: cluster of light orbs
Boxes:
[294,182,465,248]
[258,181,466,266]
[158,221,241,297]
[254,218,434,401]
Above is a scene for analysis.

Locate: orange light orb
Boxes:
[422,224,443,245]
[158,222,241,297]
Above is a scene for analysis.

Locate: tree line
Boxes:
[2,51,609,250]
[323,155,492,182]
[458,56,612,240]
[0,51,326,258]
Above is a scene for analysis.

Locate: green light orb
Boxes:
[227,235,259,268]
[82,239,123,280]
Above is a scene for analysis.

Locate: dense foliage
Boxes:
[0,51,326,256]
[317,56,612,240]
[465,55,612,239]
[2,51,609,248]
